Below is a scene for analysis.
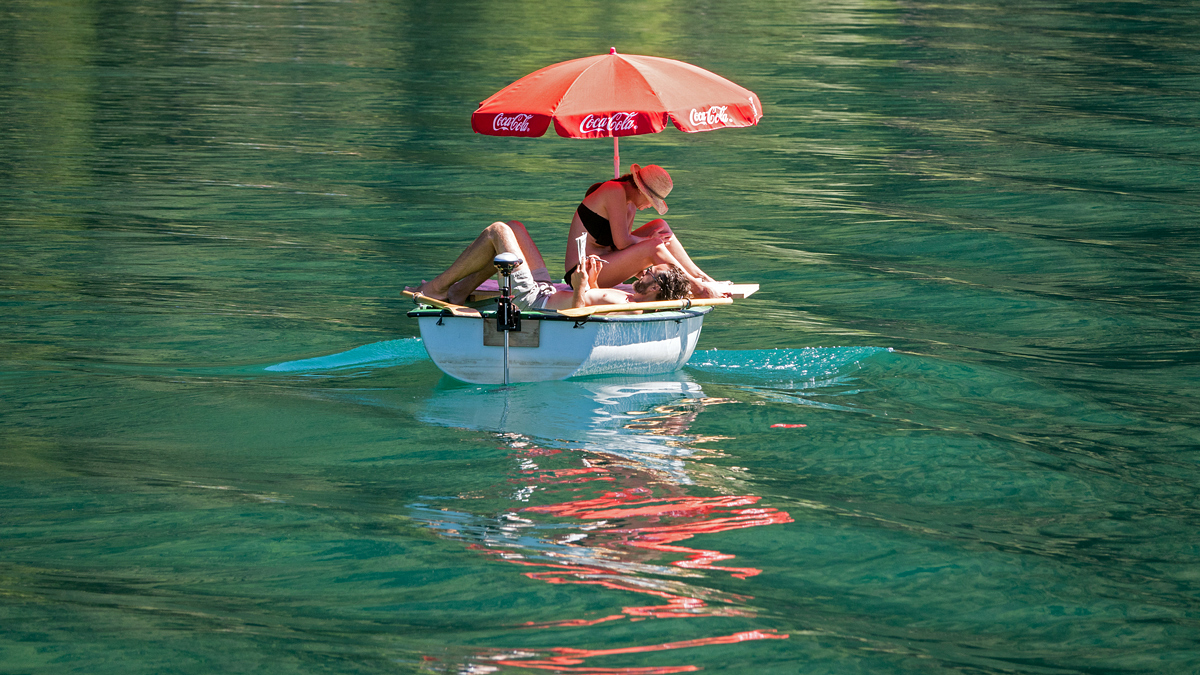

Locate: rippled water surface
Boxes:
[3,1,1199,673]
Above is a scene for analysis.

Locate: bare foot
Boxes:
[410,280,449,302]
[693,280,732,299]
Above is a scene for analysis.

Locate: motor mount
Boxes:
[494,252,522,333]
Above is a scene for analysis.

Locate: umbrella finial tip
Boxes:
[610,47,617,54]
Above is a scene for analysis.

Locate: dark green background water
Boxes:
[3,0,1198,673]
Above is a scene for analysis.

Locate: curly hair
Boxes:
[653,265,691,301]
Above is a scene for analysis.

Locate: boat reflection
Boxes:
[419,374,714,484]
[411,374,792,672]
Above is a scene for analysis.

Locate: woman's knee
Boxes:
[634,218,671,236]
[625,239,671,266]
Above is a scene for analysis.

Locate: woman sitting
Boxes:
[564,164,730,299]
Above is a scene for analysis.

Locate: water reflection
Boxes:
[410,375,791,672]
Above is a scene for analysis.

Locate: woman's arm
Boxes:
[643,242,731,300]
[590,182,642,251]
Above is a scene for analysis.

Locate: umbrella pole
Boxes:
[613,136,620,178]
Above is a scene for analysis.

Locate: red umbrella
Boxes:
[472,48,762,177]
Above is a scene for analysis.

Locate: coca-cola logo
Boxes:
[493,113,534,133]
[579,112,639,134]
[689,105,731,126]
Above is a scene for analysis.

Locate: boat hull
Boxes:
[411,307,711,384]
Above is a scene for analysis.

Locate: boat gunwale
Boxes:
[406,306,714,323]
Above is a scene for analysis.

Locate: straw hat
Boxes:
[630,164,673,215]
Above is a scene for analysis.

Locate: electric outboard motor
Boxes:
[493,252,523,385]
[493,252,522,333]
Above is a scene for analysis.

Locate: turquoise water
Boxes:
[3,0,1199,673]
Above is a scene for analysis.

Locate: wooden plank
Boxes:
[557,297,732,318]
[483,319,540,347]
[402,290,482,318]
[727,283,758,299]
[462,283,758,313]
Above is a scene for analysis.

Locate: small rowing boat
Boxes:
[404,260,755,384]
[407,302,715,385]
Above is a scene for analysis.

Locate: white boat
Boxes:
[408,306,714,385]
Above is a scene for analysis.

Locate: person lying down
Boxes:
[407,220,690,311]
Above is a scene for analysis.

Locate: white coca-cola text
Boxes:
[579,112,639,134]
[492,113,534,133]
[689,105,731,127]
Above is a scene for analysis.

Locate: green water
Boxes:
[3,0,1199,673]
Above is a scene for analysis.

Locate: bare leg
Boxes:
[632,219,719,282]
[446,268,496,305]
[595,239,728,299]
[414,222,526,302]
[505,220,549,273]
[591,240,658,287]
[440,221,549,303]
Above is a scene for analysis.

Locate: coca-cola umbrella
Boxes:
[471,48,762,178]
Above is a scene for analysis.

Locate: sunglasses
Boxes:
[639,266,663,288]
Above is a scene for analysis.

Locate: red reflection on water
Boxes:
[439,400,793,673]
[483,447,795,624]
[457,485,792,628]
[490,629,788,673]
[525,492,793,579]
[515,466,617,485]
[469,551,748,622]
[527,467,612,478]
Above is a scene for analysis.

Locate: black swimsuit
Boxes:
[576,203,615,248]
[565,202,617,286]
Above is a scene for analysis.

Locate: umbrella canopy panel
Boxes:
[472,50,762,139]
